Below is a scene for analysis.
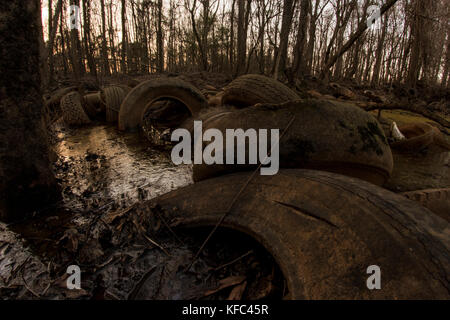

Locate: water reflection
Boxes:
[55,124,192,212]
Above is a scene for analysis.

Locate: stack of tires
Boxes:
[58,85,132,126]
[189,74,393,186]
[142,74,449,300]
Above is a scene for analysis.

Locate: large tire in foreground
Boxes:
[192,99,394,186]
[118,78,208,131]
[221,74,300,107]
[148,169,450,299]
[60,91,91,126]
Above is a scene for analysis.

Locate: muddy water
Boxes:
[55,124,192,212]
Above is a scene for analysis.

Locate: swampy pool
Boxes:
[54,124,192,213]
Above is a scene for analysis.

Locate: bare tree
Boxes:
[157,0,164,72]
[69,0,85,79]
[39,0,449,89]
[320,0,399,81]
[292,0,311,78]
[235,0,251,77]
[82,0,97,79]
[273,0,296,80]
[121,0,128,73]
[100,0,111,76]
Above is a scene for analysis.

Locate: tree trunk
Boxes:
[108,2,117,74]
[234,0,249,77]
[157,0,164,72]
[100,0,110,76]
[0,0,60,222]
[47,0,63,85]
[82,0,97,78]
[273,0,295,80]
[292,0,311,78]
[442,33,450,87]
[371,14,388,85]
[229,0,236,69]
[121,0,128,74]
[69,0,85,80]
[59,5,68,77]
[406,0,422,87]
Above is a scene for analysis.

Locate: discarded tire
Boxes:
[328,82,357,100]
[391,123,450,152]
[44,86,77,110]
[221,74,300,108]
[149,169,450,299]
[402,188,450,222]
[192,99,394,186]
[101,86,131,123]
[60,91,91,126]
[118,78,208,131]
[83,92,102,118]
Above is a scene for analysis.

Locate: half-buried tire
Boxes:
[221,74,300,107]
[118,78,208,131]
[60,91,91,126]
[148,169,450,299]
[192,99,394,186]
[101,85,131,123]
[391,123,450,152]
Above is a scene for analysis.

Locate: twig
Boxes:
[184,115,296,272]
[11,255,32,281]
[143,234,170,256]
[127,265,157,300]
[154,207,184,245]
[21,270,41,298]
[41,281,52,296]
[214,250,253,271]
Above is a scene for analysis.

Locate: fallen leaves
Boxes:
[227,281,247,300]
